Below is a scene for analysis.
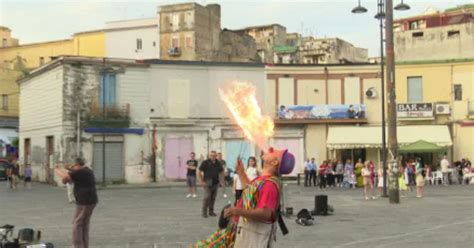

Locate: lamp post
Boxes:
[352,0,409,203]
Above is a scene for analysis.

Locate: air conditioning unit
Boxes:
[435,103,450,115]
[365,87,377,98]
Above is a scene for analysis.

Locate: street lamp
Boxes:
[352,0,368,13]
[351,0,410,199]
[394,0,410,11]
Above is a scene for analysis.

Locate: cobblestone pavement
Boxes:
[1,182,473,248]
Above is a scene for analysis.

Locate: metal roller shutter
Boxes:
[93,142,124,182]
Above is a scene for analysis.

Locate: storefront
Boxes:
[326,125,453,169]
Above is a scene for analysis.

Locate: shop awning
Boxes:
[398,140,447,153]
[326,125,452,150]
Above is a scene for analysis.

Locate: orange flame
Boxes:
[219,81,274,150]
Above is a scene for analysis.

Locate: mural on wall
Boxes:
[278,104,366,120]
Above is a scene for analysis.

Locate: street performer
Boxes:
[194,147,294,248]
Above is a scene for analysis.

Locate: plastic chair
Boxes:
[431,171,444,185]
[425,171,433,185]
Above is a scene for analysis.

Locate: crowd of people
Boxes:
[302,155,474,200]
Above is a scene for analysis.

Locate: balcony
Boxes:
[168,47,181,56]
[86,103,130,128]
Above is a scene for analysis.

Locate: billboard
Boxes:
[278,104,366,120]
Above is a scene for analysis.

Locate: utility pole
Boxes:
[102,58,107,187]
[385,0,400,203]
[377,0,388,198]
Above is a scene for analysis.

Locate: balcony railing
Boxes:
[86,103,130,128]
[168,47,181,56]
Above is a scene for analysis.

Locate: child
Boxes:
[399,166,408,197]
[24,164,32,189]
[362,162,375,200]
[232,172,243,205]
[377,169,385,196]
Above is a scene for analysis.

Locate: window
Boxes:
[100,74,117,107]
[448,30,460,37]
[136,39,143,50]
[409,21,419,30]
[39,57,45,66]
[152,41,156,47]
[1,95,8,110]
[171,36,179,48]
[185,11,193,28]
[407,76,423,102]
[185,36,193,49]
[172,13,180,31]
[2,38,6,47]
[454,84,462,101]
[412,32,423,38]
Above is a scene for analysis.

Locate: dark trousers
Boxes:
[234,190,243,206]
[304,171,309,186]
[73,204,96,248]
[309,171,317,186]
[335,174,344,184]
[203,185,218,214]
[327,174,335,187]
[319,175,326,189]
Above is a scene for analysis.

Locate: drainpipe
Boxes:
[151,124,157,182]
[76,111,81,157]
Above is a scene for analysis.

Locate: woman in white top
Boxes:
[245,156,259,181]
[233,172,243,204]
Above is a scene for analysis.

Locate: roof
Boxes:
[0,39,72,50]
[274,45,298,54]
[17,56,148,84]
[141,59,265,68]
[326,125,452,149]
[233,23,286,32]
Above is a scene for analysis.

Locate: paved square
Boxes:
[1,182,473,248]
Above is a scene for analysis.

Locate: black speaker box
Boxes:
[313,195,328,215]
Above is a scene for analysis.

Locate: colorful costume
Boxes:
[195,148,294,248]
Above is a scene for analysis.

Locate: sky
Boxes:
[0,0,472,56]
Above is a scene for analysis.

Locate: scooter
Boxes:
[0,224,53,248]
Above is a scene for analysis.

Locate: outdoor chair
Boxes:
[431,171,444,185]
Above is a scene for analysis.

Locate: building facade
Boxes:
[105,18,160,60]
[18,56,266,184]
[234,24,287,63]
[158,2,256,62]
[395,59,474,162]
[298,37,368,64]
[394,4,474,62]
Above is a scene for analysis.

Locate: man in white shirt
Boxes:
[440,155,451,185]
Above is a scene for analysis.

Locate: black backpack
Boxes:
[296,209,314,226]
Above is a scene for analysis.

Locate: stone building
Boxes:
[0,26,19,48]
[394,4,474,62]
[233,24,287,63]
[297,37,368,64]
[158,2,257,62]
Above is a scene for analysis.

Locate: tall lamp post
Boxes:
[352,0,409,202]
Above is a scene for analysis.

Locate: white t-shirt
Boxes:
[440,158,450,172]
[233,174,243,190]
[246,167,258,181]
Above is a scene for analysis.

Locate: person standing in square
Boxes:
[198,151,224,218]
[186,152,198,198]
[55,158,98,248]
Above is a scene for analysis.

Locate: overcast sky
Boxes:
[1,0,472,56]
